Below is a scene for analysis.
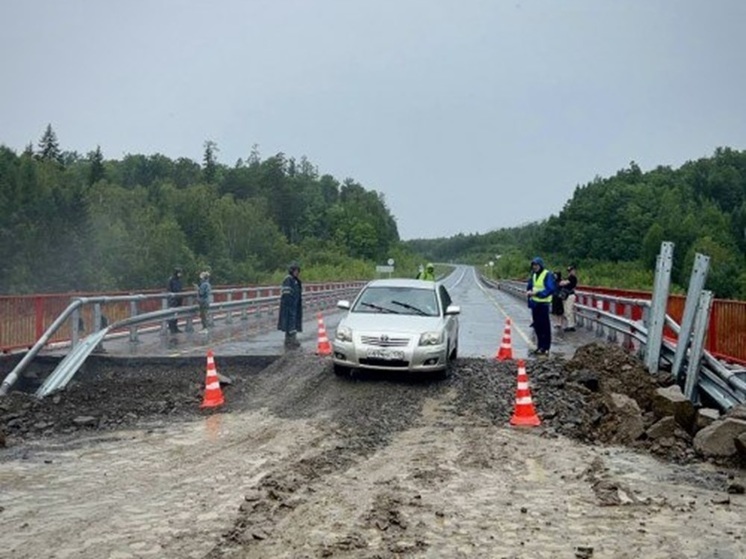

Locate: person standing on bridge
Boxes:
[559,264,578,332]
[551,270,565,331]
[197,271,212,334]
[527,256,556,357]
[167,267,184,334]
[417,262,436,281]
[278,261,303,350]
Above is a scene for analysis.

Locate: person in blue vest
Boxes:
[278,261,303,349]
[527,256,556,357]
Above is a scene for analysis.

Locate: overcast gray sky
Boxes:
[1,1,745,240]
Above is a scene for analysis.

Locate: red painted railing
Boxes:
[0,282,360,354]
[579,286,746,366]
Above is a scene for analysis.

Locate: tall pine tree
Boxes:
[37,124,62,164]
[88,145,105,186]
[202,140,218,183]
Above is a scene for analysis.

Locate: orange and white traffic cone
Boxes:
[509,360,541,427]
[316,313,332,356]
[495,318,513,361]
[200,349,225,409]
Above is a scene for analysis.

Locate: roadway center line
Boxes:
[471,268,533,347]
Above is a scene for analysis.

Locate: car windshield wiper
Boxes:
[391,300,429,316]
[360,302,399,313]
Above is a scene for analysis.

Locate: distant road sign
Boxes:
[387,258,395,266]
[376,265,394,273]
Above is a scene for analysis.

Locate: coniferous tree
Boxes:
[37,124,62,164]
[203,140,218,183]
[89,145,105,186]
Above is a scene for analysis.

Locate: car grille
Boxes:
[361,335,410,347]
[359,358,409,368]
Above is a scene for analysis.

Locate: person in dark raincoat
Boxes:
[278,261,303,349]
[167,267,184,334]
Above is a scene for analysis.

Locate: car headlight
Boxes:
[419,330,444,346]
[335,325,352,342]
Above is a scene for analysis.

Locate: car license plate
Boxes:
[367,349,404,360]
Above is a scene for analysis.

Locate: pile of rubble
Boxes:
[563,343,746,468]
[1,344,745,473]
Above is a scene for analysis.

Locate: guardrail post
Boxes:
[256,289,264,324]
[672,253,710,382]
[160,297,169,336]
[684,290,714,402]
[608,301,618,343]
[93,304,103,333]
[226,292,234,324]
[645,242,674,373]
[241,290,249,321]
[71,306,80,349]
[595,299,604,338]
[129,300,139,343]
[622,304,635,353]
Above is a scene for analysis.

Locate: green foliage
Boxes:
[37,124,62,165]
[0,131,406,294]
[88,145,106,186]
[403,148,746,300]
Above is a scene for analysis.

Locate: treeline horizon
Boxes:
[0,125,422,295]
[405,147,746,300]
[4,126,745,300]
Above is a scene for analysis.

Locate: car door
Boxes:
[438,285,458,351]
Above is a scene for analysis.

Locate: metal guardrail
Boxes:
[495,276,746,412]
[1,282,365,397]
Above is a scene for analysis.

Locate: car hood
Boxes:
[339,313,446,333]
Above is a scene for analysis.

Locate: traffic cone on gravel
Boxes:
[495,318,513,361]
[200,349,225,409]
[316,313,332,356]
[509,360,541,427]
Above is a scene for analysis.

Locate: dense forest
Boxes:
[4,126,745,300]
[0,125,416,294]
[406,148,746,300]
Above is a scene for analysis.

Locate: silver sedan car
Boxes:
[331,278,460,377]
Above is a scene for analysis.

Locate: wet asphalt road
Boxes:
[61,266,590,361]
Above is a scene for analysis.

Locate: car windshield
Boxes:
[353,286,439,317]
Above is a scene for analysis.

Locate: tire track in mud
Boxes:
[204,352,451,558]
[4,346,744,558]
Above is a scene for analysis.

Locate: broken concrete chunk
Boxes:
[646,416,676,440]
[696,408,719,431]
[693,418,746,458]
[651,385,696,431]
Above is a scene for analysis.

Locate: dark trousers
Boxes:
[531,303,551,352]
[168,302,181,333]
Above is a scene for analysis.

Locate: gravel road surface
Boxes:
[2,343,745,559]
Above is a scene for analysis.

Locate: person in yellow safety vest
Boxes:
[526,256,556,357]
[417,262,436,281]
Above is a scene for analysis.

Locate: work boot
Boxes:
[286,332,301,350]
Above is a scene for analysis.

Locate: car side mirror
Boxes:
[337,300,350,310]
[445,304,460,315]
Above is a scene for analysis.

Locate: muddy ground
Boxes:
[1,344,745,558]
